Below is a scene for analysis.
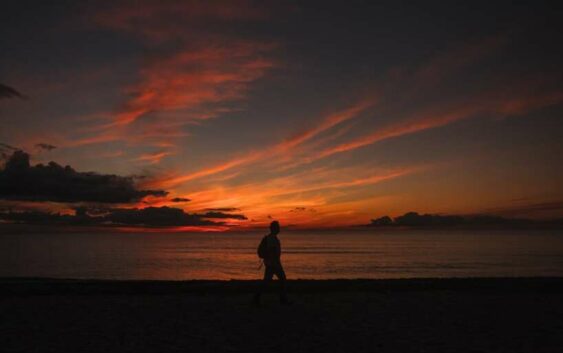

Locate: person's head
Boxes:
[269,220,280,235]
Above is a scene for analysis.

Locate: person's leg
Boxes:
[253,266,273,304]
[274,266,289,303]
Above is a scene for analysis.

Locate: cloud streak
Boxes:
[145,99,375,188]
[74,0,279,155]
[0,84,25,100]
[135,151,174,165]
[180,164,420,226]
[309,87,563,163]
[114,44,276,126]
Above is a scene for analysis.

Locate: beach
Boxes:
[1,277,562,353]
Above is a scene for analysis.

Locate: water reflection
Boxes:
[1,229,563,280]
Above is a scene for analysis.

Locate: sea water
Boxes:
[1,229,563,280]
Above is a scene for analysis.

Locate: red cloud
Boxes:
[75,0,279,148]
[141,99,376,188]
[314,86,563,162]
[115,43,276,126]
[135,151,174,165]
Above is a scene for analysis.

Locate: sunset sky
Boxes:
[1,1,562,230]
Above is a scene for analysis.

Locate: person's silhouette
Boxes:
[253,220,290,305]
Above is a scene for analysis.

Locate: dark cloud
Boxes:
[170,197,191,202]
[106,207,217,226]
[204,207,240,212]
[0,143,20,162]
[0,143,19,151]
[35,143,57,151]
[393,212,465,226]
[0,206,223,227]
[0,151,167,203]
[198,211,247,220]
[0,210,88,226]
[0,84,26,100]
[366,211,563,228]
[289,207,316,213]
[369,215,393,226]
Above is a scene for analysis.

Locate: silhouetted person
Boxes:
[253,220,289,305]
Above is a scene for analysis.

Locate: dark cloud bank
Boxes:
[199,211,247,220]
[170,197,191,203]
[35,143,57,151]
[0,151,167,203]
[367,212,563,229]
[0,151,248,228]
[204,207,240,212]
[0,206,247,227]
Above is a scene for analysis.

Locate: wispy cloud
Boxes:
[141,36,516,189]
[147,151,263,189]
[74,0,278,148]
[146,99,375,188]
[311,87,563,162]
[177,82,560,183]
[134,151,174,165]
[35,143,57,152]
[178,164,421,225]
[113,43,276,126]
[275,99,375,151]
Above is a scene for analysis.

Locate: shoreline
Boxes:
[2,276,562,295]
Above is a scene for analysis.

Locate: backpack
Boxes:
[257,235,268,259]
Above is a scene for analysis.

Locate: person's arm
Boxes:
[274,238,281,260]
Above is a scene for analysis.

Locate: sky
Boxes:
[1,0,562,230]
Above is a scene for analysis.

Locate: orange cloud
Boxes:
[173,164,421,227]
[114,43,276,126]
[148,151,264,189]
[308,87,563,163]
[135,36,509,189]
[145,99,376,188]
[65,41,275,146]
[73,0,279,151]
[135,151,174,165]
[94,1,277,126]
[316,103,478,160]
[275,99,375,151]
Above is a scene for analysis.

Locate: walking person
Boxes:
[253,220,290,305]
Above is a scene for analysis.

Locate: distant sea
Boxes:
[1,229,563,280]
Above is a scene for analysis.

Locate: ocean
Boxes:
[1,229,563,280]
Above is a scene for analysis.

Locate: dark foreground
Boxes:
[1,278,562,353]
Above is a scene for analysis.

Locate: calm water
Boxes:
[1,229,563,280]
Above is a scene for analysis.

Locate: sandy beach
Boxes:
[1,277,562,353]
